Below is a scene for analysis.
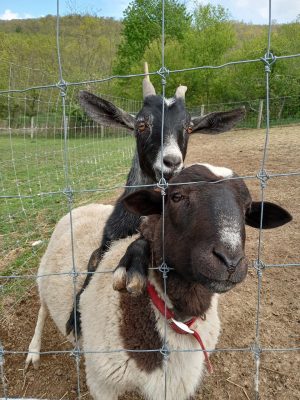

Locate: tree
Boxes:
[180,3,236,104]
[193,3,231,30]
[113,0,191,75]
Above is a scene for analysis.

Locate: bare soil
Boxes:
[1,126,299,400]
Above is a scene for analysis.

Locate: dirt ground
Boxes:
[1,126,299,399]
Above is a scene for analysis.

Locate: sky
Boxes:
[0,0,299,25]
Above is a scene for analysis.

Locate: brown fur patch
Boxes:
[119,292,163,372]
[154,271,213,320]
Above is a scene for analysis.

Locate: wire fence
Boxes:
[0,0,299,399]
[1,92,300,133]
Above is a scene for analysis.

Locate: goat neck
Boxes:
[124,152,156,194]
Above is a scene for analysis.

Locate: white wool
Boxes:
[27,203,220,400]
[37,204,114,339]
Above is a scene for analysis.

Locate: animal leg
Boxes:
[66,244,109,336]
[25,302,48,370]
[113,237,150,295]
[88,380,119,400]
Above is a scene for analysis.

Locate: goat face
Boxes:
[135,96,189,181]
[123,163,292,294]
[78,88,245,183]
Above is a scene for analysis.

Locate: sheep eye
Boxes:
[137,122,146,132]
[171,192,183,203]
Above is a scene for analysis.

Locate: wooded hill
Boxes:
[0,5,299,114]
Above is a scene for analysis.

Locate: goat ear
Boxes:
[79,91,135,131]
[122,190,162,216]
[191,107,245,134]
[246,201,292,229]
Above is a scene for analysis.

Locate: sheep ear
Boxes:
[122,190,162,216]
[191,107,245,134]
[79,91,135,130]
[246,201,292,229]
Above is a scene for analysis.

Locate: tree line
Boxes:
[0,1,299,123]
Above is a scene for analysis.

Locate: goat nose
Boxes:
[163,154,182,169]
[213,248,243,272]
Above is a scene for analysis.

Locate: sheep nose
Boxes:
[163,154,182,169]
[213,248,244,273]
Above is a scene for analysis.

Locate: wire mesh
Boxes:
[0,0,299,399]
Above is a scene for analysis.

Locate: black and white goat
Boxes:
[66,71,246,335]
[26,163,292,400]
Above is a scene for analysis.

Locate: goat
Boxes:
[26,163,292,400]
[66,66,246,335]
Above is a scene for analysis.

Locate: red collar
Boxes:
[147,282,213,374]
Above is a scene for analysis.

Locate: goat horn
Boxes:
[175,85,187,100]
[143,62,156,98]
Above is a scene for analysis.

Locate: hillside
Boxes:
[0,12,299,110]
[0,15,122,89]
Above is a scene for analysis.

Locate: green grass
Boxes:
[0,133,135,306]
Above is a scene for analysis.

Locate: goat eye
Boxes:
[138,122,146,132]
[171,193,183,202]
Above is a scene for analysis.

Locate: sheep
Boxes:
[67,66,246,335]
[26,163,292,400]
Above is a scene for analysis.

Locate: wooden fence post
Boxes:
[257,99,264,129]
[30,116,34,140]
[200,104,205,116]
[100,125,104,138]
[277,97,286,120]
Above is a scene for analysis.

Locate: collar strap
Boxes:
[147,282,213,374]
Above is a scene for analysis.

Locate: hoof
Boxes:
[112,266,127,292]
[126,272,147,296]
[25,352,40,370]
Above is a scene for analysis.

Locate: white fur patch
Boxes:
[194,163,233,179]
[154,137,183,179]
[164,97,176,107]
[219,218,241,251]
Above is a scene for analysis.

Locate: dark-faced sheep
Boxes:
[67,68,246,335]
[26,163,292,400]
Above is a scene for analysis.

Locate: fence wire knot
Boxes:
[253,259,265,276]
[157,177,168,195]
[69,270,79,279]
[63,187,74,202]
[159,262,170,279]
[160,344,170,360]
[157,66,170,85]
[56,79,68,96]
[260,52,277,73]
[251,343,262,360]
[256,169,269,188]
[70,347,81,359]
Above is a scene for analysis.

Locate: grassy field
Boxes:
[0,133,134,302]
[1,125,299,399]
